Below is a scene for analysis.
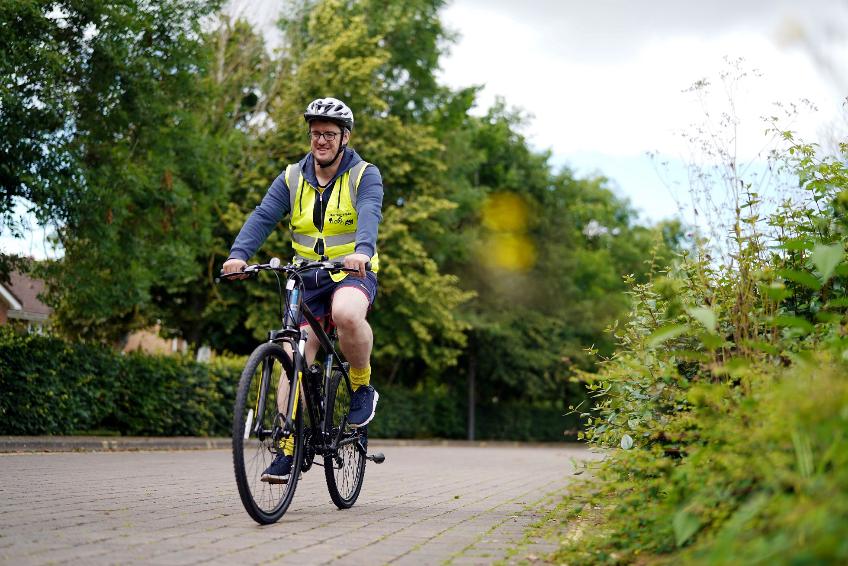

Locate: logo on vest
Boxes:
[327,210,355,227]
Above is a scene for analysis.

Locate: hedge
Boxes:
[0,328,577,441]
[0,328,240,436]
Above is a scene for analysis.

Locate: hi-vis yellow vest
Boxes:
[285,160,379,281]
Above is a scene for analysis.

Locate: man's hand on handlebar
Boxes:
[222,258,249,280]
[343,253,371,278]
[221,256,370,280]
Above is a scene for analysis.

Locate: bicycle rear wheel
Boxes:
[232,342,305,524]
[324,369,366,509]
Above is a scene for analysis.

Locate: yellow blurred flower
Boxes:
[481,192,528,232]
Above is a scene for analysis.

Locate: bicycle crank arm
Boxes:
[367,452,385,464]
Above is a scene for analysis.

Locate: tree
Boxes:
[444,103,682,433]
[149,16,285,352]
[1,0,228,341]
[225,0,475,375]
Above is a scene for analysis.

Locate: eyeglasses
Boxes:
[308,130,342,142]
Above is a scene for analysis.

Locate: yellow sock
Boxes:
[279,436,295,457]
[349,366,371,392]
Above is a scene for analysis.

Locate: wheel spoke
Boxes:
[232,344,302,524]
[324,370,365,508]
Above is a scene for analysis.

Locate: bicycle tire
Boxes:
[324,369,366,509]
[232,342,305,524]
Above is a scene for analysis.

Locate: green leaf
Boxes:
[758,282,791,302]
[785,350,816,369]
[713,357,750,377]
[686,306,716,332]
[791,430,814,478]
[620,434,634,450]
[776,269,821,291]
[699,331,725,350]
[773,315,814,334]
[671,350,710,362]
[673,508,701,547]
[776,238,814,251]
[812,243,844,283]
[816,311,841,323]
[743,340,779,355]
[825,297,848,309]
[647,324,689,347]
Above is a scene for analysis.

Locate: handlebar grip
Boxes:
[329,260,372,272]
[219,269,254,279]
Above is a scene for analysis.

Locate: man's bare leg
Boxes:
[331,288,373,368]
[331,287,377,427]
[279,334,320,413]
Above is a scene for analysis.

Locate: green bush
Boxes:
[0,330,571,441]
[477,402,579,442]
[367,384,466,439]
[327,384,576,441]
[0,329,240,436]
[545,131,848,562]
[0,330,115,434]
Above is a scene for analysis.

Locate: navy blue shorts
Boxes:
[300,269,378,324]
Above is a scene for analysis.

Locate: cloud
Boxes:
[451,0,844,63]
[438,0,845,159]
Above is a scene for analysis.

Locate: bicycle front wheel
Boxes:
[324,369,366,509]
[232,342,304,524]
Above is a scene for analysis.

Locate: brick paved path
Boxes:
[0,443,594,565]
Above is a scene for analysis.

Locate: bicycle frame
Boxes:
[224,258,381,524]
[265,265,358,459]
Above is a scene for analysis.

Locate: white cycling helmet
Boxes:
[303,97,354,131]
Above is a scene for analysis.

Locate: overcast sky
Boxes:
[6,0,848,258]
[234,0,847,221]
[436,0,847,222]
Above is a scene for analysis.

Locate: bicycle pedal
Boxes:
[366,452,385,464]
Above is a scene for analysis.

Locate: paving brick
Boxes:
[0,444,597,565]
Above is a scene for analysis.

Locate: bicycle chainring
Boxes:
[300,428,315,472]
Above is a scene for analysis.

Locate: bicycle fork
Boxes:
[281,333,308,436]
[248,356,275,440]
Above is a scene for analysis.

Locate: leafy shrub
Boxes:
[358,384,576,441]
[476,402,579,442]
[547,134,848,564]
[0,330,241,436]
[0,331,569,441]
[368,384,466,439]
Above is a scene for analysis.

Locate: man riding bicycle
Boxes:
[222,98,383,482]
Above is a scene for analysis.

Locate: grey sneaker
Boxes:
[348,385,378,428]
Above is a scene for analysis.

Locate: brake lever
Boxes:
[218,267,258,280]
[327,261,372,273]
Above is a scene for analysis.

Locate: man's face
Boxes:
[309,120,347,164]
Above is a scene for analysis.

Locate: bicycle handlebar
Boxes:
[219,258,372,280]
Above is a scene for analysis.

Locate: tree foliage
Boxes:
[3,0,227,339]
[442,103,681,403]
[228,0,476,375]
[5,0,678,424]
[545,117,848,563]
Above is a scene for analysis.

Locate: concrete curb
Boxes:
[0,435,582,453]
[0,436,231,453]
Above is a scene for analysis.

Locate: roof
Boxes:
[1,271,51,321]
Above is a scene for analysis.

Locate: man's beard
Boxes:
[316,145,344,168]
[316,153,336,167]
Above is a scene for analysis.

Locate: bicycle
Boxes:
[220,258,385,524]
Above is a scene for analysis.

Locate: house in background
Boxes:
[1,269,201,358]
[0,271,51,333]
[123,323,189,356]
